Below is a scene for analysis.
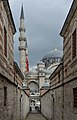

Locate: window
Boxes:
[4,27,7,57]
[65,68,67,76]
[4,86,7,106]
[72,29,76,59]
[73,88,77,108]
[58,71,60,82]
[41,73,44,76]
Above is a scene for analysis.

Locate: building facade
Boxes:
[27,49,62,111]
[27,49,63,93]
[0,1,29,120]
[41,0,77,120]
[60,0,77,119]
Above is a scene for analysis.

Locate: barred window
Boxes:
[73,88,77,108]
[72,29,76,59]
[4,86,7,106]
[4,27,7,57]
[58,71,60,82]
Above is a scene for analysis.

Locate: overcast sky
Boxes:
[9,0,73,68]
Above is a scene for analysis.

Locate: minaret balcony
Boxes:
[18,46,26,50]
[19,27,26,32]
[19,37,26,41]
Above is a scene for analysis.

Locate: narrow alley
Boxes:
[1,0,77,120]
[26,113,47,120]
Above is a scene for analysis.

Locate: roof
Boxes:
[37,61,45,65]
[49,62,63,80]
[28,69,38,75]
[39,69,50,75]
[2,0,16,34]
[60,0,77,37]
[14,61,24,80]
[42,49,63,60]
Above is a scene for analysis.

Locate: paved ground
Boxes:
[26,113,47,120]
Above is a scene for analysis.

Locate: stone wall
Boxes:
[0,1,29,120]
[63,80,77,120]
[41,88,63,120]
[41,91,51,120]
[0,74,29,120]
[41,79,77,120]
[60,0,77,84]
[41,61,77,120]
[41,1,77,120]
[21,90,29,120]
[0,0,16,83]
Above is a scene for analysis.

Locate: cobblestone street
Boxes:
[26,113,47,120]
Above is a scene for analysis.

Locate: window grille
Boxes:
[72,29,76,59]
[4,27,7,57]
[4,86,7,106]
[73,88,77,107]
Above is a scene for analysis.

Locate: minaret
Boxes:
[19,5,29,75]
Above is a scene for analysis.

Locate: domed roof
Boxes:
[37,61,45,65]
[40,69,51,75]
[43,49,63,60]
[28,69,38,75]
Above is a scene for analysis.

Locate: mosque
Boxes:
[18,5,63,111]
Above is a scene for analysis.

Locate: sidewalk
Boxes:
[26,112,47,120]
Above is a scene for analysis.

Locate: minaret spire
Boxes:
[19,5,29,76]
[20,4,24,19]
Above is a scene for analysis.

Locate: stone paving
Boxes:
[26,113,47,120]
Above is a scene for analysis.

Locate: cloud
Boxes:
[9,0,73,68]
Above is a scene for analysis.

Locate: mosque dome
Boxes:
[40,69,51,75]
[28,69,38,75]
[42,49,63,68]
[43,49,63,59]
